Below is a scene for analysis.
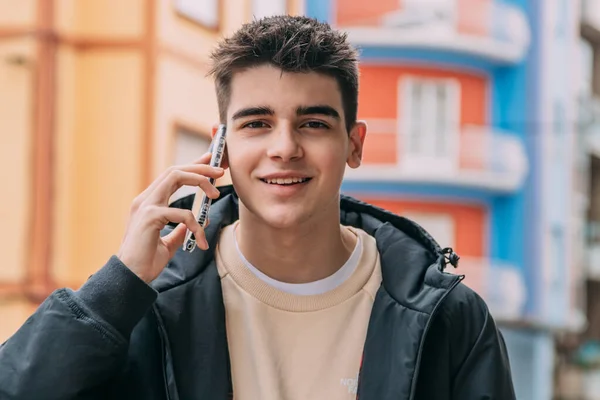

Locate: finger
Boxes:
[163,223,188,256]
[191,151,213,165]
[142,161,220,204]
[151,207,208,250]
[191,225,209,250]
[146,168,224,206]
[163,223,209,256]
[135,152,214,205]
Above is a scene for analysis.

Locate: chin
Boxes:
[256,206,310,229]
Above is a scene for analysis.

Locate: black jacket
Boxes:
[0,186,516,399]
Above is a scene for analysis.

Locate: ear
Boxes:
[211,123,230,169]
[346,120,367,169]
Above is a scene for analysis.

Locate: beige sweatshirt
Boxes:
[215,223,382,400]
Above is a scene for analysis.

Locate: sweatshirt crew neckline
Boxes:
[216,222,379,312]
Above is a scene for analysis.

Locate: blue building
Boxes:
[303,0,581,398]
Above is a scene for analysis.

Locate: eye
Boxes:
[242,121,269,129]
[302,121,329,129]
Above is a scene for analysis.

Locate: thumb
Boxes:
[163,223,188,256]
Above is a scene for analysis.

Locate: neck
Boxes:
[236,206,356,284]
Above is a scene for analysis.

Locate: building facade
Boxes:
[303,0,582,398]
[552,0,600,398]
[0,0,302,340]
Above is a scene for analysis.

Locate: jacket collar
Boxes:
[153,185,460,309]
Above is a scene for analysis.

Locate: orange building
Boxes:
[313,0,531,318]
[0,0,302,342]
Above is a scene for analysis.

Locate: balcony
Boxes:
[344,124,529,193]
[588,244,600,280]
[581,96,600,155]
[586,222,600,280]
[448,257,527,321]
[339,0,531,65]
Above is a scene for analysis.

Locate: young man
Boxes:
[0,15,515,400]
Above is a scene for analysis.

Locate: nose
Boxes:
[266,123,303,162]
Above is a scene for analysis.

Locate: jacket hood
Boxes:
[152,185,461,313]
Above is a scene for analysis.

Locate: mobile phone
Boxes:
[182,124,227,252]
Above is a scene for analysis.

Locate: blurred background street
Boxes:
[0,0,599,398]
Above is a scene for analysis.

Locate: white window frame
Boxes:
[170,126,212,202]
[398,76,461,172]
[403,212,456,249]
[252,0,287,19]
[174,0,219,29]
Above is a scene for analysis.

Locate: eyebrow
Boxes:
[231,105,341,121]
[232,106,274,120]
[296,105,340,120]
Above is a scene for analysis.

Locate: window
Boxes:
[252,0,287,19]
[399,77,460,171]
[403,212,456,249]
[175,0,219,28]
[579,38,594,98]
[170,127,212,202]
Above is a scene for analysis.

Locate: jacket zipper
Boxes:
[408,275,463,400]
[354,274,463,400]
[153,305,174,400]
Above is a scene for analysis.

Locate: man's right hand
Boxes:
[116,152,225,283]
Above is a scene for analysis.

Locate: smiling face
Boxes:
[224,64,366,229]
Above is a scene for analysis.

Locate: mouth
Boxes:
[259,177,312,186]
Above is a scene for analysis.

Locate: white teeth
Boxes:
[264,177,308,185]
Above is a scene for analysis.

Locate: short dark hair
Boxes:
[208,15,359,132]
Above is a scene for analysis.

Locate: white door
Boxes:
[399,77,460,172]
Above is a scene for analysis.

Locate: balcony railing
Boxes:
[588,243,600,280]
[459,125,528,180]
[344,123,529,193]
[586,221,600,279]
[579,96,600,131]
[580,96,600,157]
[340,0,531,65]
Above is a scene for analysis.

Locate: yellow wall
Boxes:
[52,45,78,286]
[53,51,145,286]
[0,0,36,26]
[0,0,304,342]
[0,38,36,284]
[1,2,146,339]
[53,0,77,35]
[155,55,217,173]
[0,36,36,343]
[74,0,144,38]
[55,0,144,38]
[156,0,224,66]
